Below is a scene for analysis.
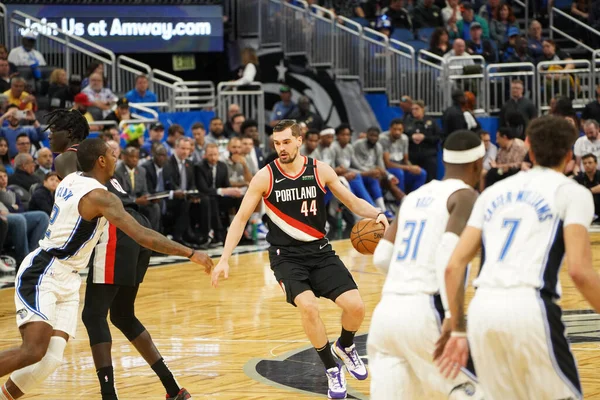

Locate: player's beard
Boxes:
[279,148,297,164]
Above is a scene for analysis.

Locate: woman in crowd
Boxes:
[428,27,450,58]
[0,138,13,175]
[490,3,519,45]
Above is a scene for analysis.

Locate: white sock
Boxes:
[375,198,386,212]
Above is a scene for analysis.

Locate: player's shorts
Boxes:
[468,287,582,400]
[89,208,152,287]
[14,249,81,338]
[268,238,357,306]
[367,293,482,400]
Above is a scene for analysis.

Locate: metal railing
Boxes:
[129,103,159,120]
[537,59,592,114]
[445,55,486,112]
[281,0,308,57]
[512,0,529,36]
[361,28,389,92]
[217,82,266,145]
[237,0,260,37]
[549,7,600,53]
[0,4,7,47]
[259,0,282,48]
[334,17,362,80]
[417,50,446,116]
[172,81,216,111]
[388,38,415,105]
[485,62,536,114]
[152,69,184,111]
[8,10,117,89]
[307,5,335,68]
[116,55,152,96]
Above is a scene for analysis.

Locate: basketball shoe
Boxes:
[325,365,346,399]
[331,340,368,380]
[166,388,192,399]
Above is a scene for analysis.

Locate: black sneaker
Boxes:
[166,388,192,400]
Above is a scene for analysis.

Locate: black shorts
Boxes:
[87,208,152,287]
[268,239,358,306]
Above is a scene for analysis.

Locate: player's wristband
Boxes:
[450,331,467,338]
[187,248,195,258]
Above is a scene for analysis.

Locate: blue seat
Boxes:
[406,40,428,52]
[417,27,436,43]
[350,17,370,27]
[391,28,414,42]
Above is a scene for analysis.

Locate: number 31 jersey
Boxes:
[263,156,327,247]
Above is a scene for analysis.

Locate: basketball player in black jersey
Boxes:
[47,110,194,400]
[212,120,389,399]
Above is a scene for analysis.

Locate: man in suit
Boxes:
[8,153,41,191]
[114,146,161,231]
[241,120,265,173]
[34,147,53,182]
[195,143,244,245]
[141,144,170,234]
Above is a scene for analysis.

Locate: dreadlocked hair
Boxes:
[44,109,90,142]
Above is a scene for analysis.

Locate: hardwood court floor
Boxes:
[1,235,600,399]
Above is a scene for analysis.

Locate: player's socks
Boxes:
[338,328,356,348]
[316,342,337,369]
[0,384,14,400]
[151,358,180,398]
[97,366,118,400]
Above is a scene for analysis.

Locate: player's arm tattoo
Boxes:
[92,190,193,257]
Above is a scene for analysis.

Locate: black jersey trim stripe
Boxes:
[15,249,54,320]
[274,156,307,180]
[46,216,100,260]
[540,219,564,299]
[265,164,274,198]
[313,159,327,194]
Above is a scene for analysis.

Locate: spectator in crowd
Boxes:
[107,139,121,164]
[478,130,497,190]
[413,0,443,29]
[164,137,203,247]
[443,39,476,71]
[324,0,366,17]
[205,117,228,147]
[499,27,520,62]
[228,113,246,137]
[572,0,591,42]
[222,137,252,188]
[485,127,528,187]
[8,31,46,79]
[0,59,11,93]
[72,92,95,126]
[195,143,244,246]
[589,0,600,46]
[499,80,537,128]
[352,127,397,218]
[14,133,32,159]
[582,85,600,123]
[0,44,17,74]
[317,128,336,167]
[241,119,265,171]
[142,143,170,217]
[48,69,68,100]
[527,20,544,61]
[270,85,297,127]
[233,47,260,87]
[399,95,414,124]
[375,15,393,38]
[363,0,388,19]
[383,0,412,30]
[466,22,496,63]
[190,122,206,164]
[0,167,48,264]
[573,119,600,175]
[443,0,462,32]
[0,213,10,273]
[442,89,468,140]
[0,106,46,159]
[164,123,185,155]
[99,127,119,143]
[478,0,500,22]
[125,75,158,118]
[225,104,241,134]
[574,153,600,224]
[451,3,490,41]
[140,122,165,159]
[81,62,105,88]
[380,119,427,194]
[241,136,259,175]
[428,27,450,57]
[289,95,324,131]
[34,147,53,181]
[106,97,132,125]
[405,100,442,182]
[490,3,519,45]
[49,75,81,111]
[8,152,41,191]
[463,91,481,131]
[82,72,118,118]
[114,146,161,231]
[300,129,322,158]
[507,36,535,64]
[540,39,574,67]
[0,138,13,175]
[4,77,35,111]
[28,172,59,216]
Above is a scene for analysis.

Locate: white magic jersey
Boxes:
[38,172,108,270]
[468,167,593,298]
[383,179,471,295]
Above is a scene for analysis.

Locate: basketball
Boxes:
[350,219,385,255]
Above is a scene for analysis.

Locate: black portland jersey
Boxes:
[263,156,327,246]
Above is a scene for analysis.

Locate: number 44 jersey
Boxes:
[263,156,328,247]
[383,179,472,296]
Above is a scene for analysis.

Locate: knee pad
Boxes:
[11,336,67,394]
[110,314,145,341]
[82,310,112,346]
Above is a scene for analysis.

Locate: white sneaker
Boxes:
[325,365,347,399]
[332,340,368,380]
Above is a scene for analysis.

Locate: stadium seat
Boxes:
[407,40,428,52]
[417,27,436,43]
[350,17,370,28]
[8,185,30,210]
[391,28,414,43]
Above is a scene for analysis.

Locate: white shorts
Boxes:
[367,293,482,400]
[14,249,82,338]
[468,288,582,400]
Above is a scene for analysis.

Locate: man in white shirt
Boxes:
[7,32,46,74]
[444,39,475,76]
[82,73,117,118]
[573,119,600,174]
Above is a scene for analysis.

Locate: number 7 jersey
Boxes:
[383,179,472,296]
[468,167,594,298]
[263,156,328,247]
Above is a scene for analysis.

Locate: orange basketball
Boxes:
[350,219,385,255]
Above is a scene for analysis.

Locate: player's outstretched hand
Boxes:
[189,251,213,275]
[433,318,451,361]
[211,259,230,288]
[436,335,469,379]
[375,212,390,231]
